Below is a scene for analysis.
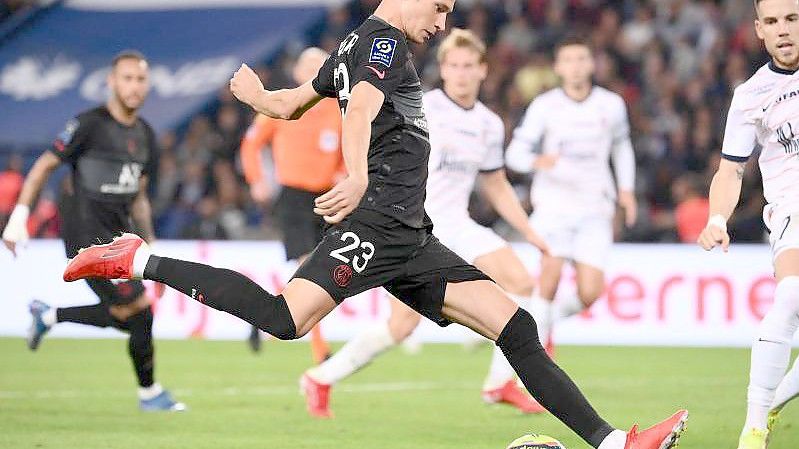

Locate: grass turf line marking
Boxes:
[0,381,477,400]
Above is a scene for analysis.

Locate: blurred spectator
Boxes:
[0,0,35,22]
[28,189,58,238]
[4,0,773,243]
[672,172,710,243]
[180,196,228,240]
[0,153,23,228]
[176,115,214,167]
[323,5,356,42]
[212,105,243,164]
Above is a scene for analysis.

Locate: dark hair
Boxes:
[111,50,147,68]
[555,35,593,56]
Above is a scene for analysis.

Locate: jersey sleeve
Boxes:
[610,96,635,192]
[721,87,758,162]
[240,115,276,185]
[49,114,92,164]
[505,97,546,173]
[480,116,506,172]
[312,53,338,98]
[350,31,409,96]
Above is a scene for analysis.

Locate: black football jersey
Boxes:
[50,106,157,205]
[312,15,431,229]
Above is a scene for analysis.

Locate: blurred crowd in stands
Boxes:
[0,0,36,22]
[0,0,771,244]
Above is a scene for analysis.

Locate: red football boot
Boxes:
[63,233,145,282]
[624,410,689,449]
[482,380,546,414]
[300,373,333,419]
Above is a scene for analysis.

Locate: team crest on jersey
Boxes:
[369,38,397,67]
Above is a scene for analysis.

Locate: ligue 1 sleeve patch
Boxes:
[369,37,397,67]
[54,118,79,151]
[57,119,79,145]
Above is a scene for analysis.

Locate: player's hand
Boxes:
[522,227,551,256]
[697,217,730,252]
[230,64,265,107]
[314,176,368,224]
[533,154,559,170]
[618,191,638,227]
[2,204,30,258]
[249,180,273,204]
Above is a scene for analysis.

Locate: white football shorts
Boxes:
[530,210,613,270]
[433,218,508,264]
[765,205,799,262]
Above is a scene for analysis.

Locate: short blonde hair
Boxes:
[436,28,487,64]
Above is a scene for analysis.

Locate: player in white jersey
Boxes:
[698,1,799,448]
[300,28,550,418]
[505,36,637,354]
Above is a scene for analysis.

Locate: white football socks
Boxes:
[132,241,153,280]
[42,309,57,326]
[306,321,396,385]
[597,429,627,449]
[744,276,799,431]
[772,355,799,412]
[527,294,552,343]
[138,382,163,400]
[551,294,585,322]
[484,346,517,391]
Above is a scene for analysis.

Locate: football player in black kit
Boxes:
[2,51,185,412]
[64,1,685,446]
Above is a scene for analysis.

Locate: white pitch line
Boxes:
[0,381,477,401]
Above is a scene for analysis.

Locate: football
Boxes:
[506,434,566,449]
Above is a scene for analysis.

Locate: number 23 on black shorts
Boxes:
[291,210,424,303]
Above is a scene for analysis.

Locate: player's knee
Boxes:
[126,306,154,331]
[495,308,544,358]
[90,307,115,328]
[109,296,151,323]
[505,275,535,297]
[760,276,799,340]
[257,294,299,341]
[577,284,603,305]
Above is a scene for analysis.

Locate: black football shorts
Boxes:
[274,186,326,261]
[292,209,491,326]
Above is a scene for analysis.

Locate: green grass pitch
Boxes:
[0,338,796,448]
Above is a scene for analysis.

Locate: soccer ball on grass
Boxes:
[506,433,566,449]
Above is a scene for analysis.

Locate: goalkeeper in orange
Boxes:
[239,47,343,361]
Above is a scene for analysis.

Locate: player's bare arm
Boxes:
[478,169,550,255]
[2,151,61,256]
[697,158,745,252]
[314,82,383,224]
[127,179,164,301]
[618,190,637,228]
[533,153,559,170]
[130,175,156,244]
[230,63,323,120]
